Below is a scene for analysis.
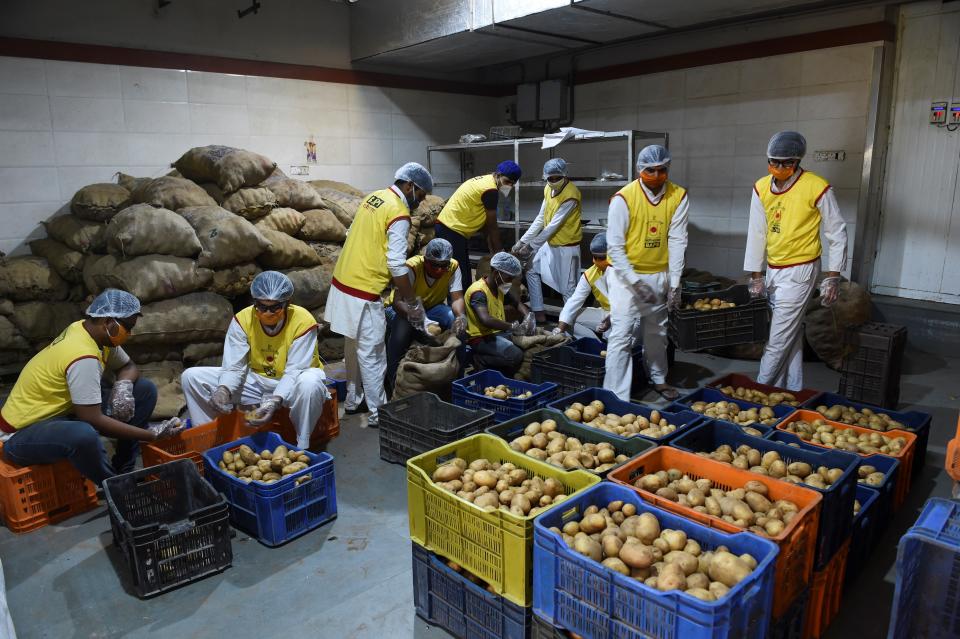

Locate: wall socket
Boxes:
[813,150,846,162]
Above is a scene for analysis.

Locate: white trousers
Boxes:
[603,270,669,398]
[181,367,330,448]
[343,301,388,424]
[526,244,580,312]
[757,262,818,391]
[0,558,15,639]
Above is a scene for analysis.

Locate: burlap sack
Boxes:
[804,281,872,370]
[199,183,224,204]
[418,195,444,227]
[43,215,106,254]
[133,176,217,210]
[0,299,13,315]
[131,292,233,346]
[182,341,224,365]
[511,330,571,351]
[393,333,462,399]
[209,263,262,298]
[71,183,132,221]
[83,254,213,303]
[308,180,364,198]
[194,355,223,368]
[179,205,271,269]
[29,238,85,284]
[319,337,345,362]
[105,204,202,258]
[309,242,342,264]
[10,301,81,344]
[258,229,322,269]
[115,173,151,193]
[174,146,276,194]
[0,257,70,302]
[312,188,360,228]
[138,361,186,419]
[123,344,183,364]
[262,172,325,210]
[284,263,333,309]
[222,187,277,220]
[308,306,332,337]
[297,208,346,242]
[0,316,29,351]
[255,207,306,236]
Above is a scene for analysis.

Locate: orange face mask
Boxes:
[768,165,796,182]
[640,171,667,190]
[257,309,285,327]
[107,320,131,346]
[593,257,610,270]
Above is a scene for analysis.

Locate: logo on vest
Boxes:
[366,195,385,208]
[644,223,662,248]
[770,204,784,234]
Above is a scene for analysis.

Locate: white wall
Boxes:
[0,55,498,256]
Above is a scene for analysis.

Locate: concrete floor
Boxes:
[1,349,957,639]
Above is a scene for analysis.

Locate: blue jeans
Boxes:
[385,304,461,394]
[471,334,524,377]
[3,378,158,486]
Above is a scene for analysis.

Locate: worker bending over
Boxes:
[513,158,582,324]
[182,271,329,448]
[385,237,467,393]
[604,145,689,401]
[553,233,616,340]
[464,252,535,377]
[326,162,434,427]
[745,131,847,391]
[436,161,522,285]
[0,290,180,485]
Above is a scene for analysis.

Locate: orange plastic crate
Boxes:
[141,412,256,476]
[776,409,917,511]
[803,538,850,638]
[946,414,960,482]
[255,387,340,450]
[607,446,822,619]
[0,443,99,533]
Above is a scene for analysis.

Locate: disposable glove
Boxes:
[109,379,135,422]
[246,395,282,426]
[667,286,682,312]
[509,320,521,334]
[148,417,184,440]
[748,277,766,299]
[596,316,611,334]
[211,385,234,414]
[405,297,426,327]
[550,326,565,336]
[630,281,657,304]
[521,312,537,336]
[452,315,468,335]
[820,276,840,307]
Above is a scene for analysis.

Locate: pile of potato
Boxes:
[507,418,631,473]
[444,559,495,593]
[853,499,861,516]
[431,457,569,517]
[548,499,759,601]
[715,385,799,407]
[563,400,678,439]
[694,444,846,489]
[684,298,736,311]
[483,384,532,400]
[631,469,800,537]
[219,444,311,484]
[813,404,907,432]
[781,419,908,455]
[857,464,886,487]
[687,400,776,433]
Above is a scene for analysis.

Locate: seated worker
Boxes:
[0,289,180,486]
[554,233,613,340]
[182,271,330,449]
[384,238,468,393]
[464,252,536,377]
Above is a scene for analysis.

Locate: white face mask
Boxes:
[550,179,566,196]
[495,273,512,295]
[498,180,513,197]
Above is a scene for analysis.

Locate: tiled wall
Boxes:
[0,56,498,255]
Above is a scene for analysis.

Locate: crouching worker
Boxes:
[0,289,180,486]
[554,233,613,340]
[182,271,330,449]
[465,252,535,377]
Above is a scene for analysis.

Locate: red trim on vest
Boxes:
[293,323,319,340]
[0,415,15,434]
[64,354,99,374]
[385,214,410,229]
[332,277,380,301]
[814,185,831,206]
[765,168,805,196]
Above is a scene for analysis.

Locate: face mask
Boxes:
[768,164,796,182]
[640,171,667,190]
[593,257,610,270]
[256,307,286,327]
[498,179,513,197]
[548,178,566,195]
[495,273,512,295]
[405,185,422,210]
[107,320,131,347]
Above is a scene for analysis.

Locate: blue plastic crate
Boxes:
[325,377,346,402]
[675,387,796,432]
[452,370,559,423]
[801,392,931,481]
[769,586,809,639]
[670,420,860,569]
[888,499,960,639]
[547,387,704,444]
[412,542,531,639]
[845,485,880,586]
[533,482,779,639]
[202,431,337,547]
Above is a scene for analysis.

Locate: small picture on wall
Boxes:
[304,135,317,164]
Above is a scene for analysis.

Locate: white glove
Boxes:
[109,380,135,422]
[820,276,840,307]
[211,385,234,415]
[246,395,282,426]
[667,286,682,312]
[550,326,564,336]
[748,277,766,299]
[148,417,184,440]
[405,297,426,327]
[510,320,522,334]
[452,315,468,335]
[630,281,657,304]
[595,316,611,334]
[521,312,537,336]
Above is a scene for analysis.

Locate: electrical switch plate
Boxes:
[289,165,309,176]
[813,150,846,162]
[930,101,948,124]
[950,102,960,124]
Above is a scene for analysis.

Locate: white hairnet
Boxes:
[542,158,567,179]
[251,271,294,301]
[394,162,434,194]
[423,238,453,262]
[490,252,521,278]
[767,131,806,159]
[636,145,671,170]
[86,289,141,318]
[589,233,607,255]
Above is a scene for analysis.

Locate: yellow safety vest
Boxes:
[754,170,830,268]
[387,255,460,309]
[235,305,320,379]
[465,278,505,339]
[1,321,110,429]
[543,181,582,247]
[615,179,687,274]
[437,174,498,238]
[583,265,610,311]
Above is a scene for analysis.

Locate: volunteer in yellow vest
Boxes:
[436,160,522,285]
[603,145,689,401]
[513,158,582,324]
[182,271,330,448]
[384,238,468,394]
[325,162,434,427]
[744,131,847,391]
[1,289,181,486]
[465,252,535,377]
[553,233,619,340]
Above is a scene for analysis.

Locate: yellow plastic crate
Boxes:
[407,433,600,606]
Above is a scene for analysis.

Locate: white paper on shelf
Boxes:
[541,127,605,149]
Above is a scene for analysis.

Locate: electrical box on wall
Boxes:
[538,79,569,122]
[930,100,948,124]
[516,83,539,124]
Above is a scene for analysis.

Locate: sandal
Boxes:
[654,385,680,402]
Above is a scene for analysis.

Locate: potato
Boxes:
[661,529,688,552]
[602,534,624,558]
[473,470,498,488]
[619,542,655,569]
[657,563,687,591]
[580,513,607,534]
[686,588,716,601]
[708,551,752,587]
[433,464,463,482]
[636,513,661,543]
[473,492,500,510]
[222,451,235,464]
[686,572,710,590]
[664,550,698,576]
[573,535,603,562]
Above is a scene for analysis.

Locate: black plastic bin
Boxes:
[379,392,495,464]
[669,284,770,351]
[838,322,906,408]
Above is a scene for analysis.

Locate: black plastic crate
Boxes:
[530,344,646,398]
[531,614,568,639]
[379,392,495,465]
[669,284,770,351]
[839,322,906,408]
[104,459,232,598]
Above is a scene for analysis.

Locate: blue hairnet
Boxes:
[636,145,671,169]
[86,289,141,318]
[495,160,522,181]
[394,162,434,194]
[423,238,453,262]
[589,233,607,255]
[542,158,567,179]
[490,251,521,277]
[767,131,806,159]
[251,271,294,302]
